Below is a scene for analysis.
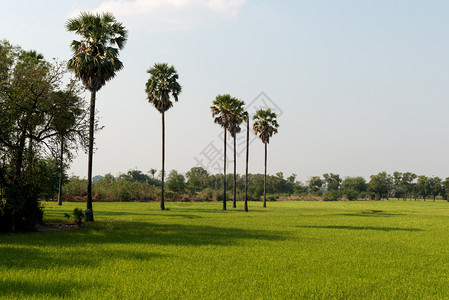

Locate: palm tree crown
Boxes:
[66,12,128,92]
[211,94,241,129]
[146,63,182,112]
[253,108,279,144]
[227,99,245,138]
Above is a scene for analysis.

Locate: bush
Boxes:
[73,208,85,226]
[1,183,43,232]
[199,188,213,201]
[323,190,339,201]
[343,189,359,201]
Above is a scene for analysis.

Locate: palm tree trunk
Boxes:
[223,128,227,210]
[233,135,237,208]
[86,90,95,222]
[263,142,267,208]
[57,134,64,206]
[244,117,249,212]
[161,111,166,211]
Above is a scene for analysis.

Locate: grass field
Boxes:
[2,200,449,299]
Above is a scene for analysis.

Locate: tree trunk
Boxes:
[86,90,95,222]
[263,142,267,208]
[57,135,64,206]
[161,111,166,211]
[233,134,237,208]
[223,128,227,210]
[244,117,249,212]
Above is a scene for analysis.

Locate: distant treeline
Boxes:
[60,168,449,202]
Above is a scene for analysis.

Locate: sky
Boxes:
[1,0,449,182]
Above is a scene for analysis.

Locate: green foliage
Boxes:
[253,108,279,144]
[166,170,186,199]
[323,190,339,201]
[369,172,393,200]
[323,173,341,191]
[66,12,128,92]
[343,188,359,201]
[72,207,84,226]
[0,40,84,231]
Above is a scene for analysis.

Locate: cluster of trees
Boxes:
[211,95,279,211]
[62,167,296,203]
[307,171,449,201]
[58,168,449,204]
[0,40,88,231]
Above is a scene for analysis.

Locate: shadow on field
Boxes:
[0,222,285,270]
[0,278,93,298]
[298,225,422,232]
[337,210,401,217]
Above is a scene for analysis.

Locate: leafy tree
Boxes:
[323,173,341,192]
[308,176,323,195]
[0,41,78,231]
[253,108,279,208]
[50,87,88,206]
[368,172,392,200]
[416,175,431,201]
[186,166,209,195]
[442,177,449,201]
[402,172,417,200]
[166,170,186,199]
[341,176,367,200]
[392,171,404,199]
[211,94,236,210]
[66,12,128,221]
[127,169,150,183]
[428,176,442,201]
[145,63,181,210]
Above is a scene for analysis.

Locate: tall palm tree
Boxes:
[145,63,182,211]
[211,94,237,210]
[243,111,249,212]
[227,99,245,208]
[253,108,279,208]
[66,12,127,221]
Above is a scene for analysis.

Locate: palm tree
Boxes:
[227,99,245,208]
[145,63,182,211]
[66,12,128,221]
[211,94,237,210]
[243,111,249,212]
[253,108,279,208]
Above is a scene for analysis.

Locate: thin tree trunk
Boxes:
[233,135,237,208]
[263,142,267,208]
[223,128,227,210]
[86,90,95,222]
[244,117,249,212]
[161,111,165,211]
[57,135,64,206]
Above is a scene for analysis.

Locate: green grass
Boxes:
[2,200,449,299]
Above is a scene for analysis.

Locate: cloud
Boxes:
[76,0,247,32]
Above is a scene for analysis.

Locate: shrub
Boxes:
[323,190,339,201]
[343,189,359,201]
[73,208,85,226]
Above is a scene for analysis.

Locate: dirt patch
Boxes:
[34,223,80,233]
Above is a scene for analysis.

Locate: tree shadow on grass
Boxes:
[337,210,402,217]
[298,225,422,232]
[0,278,94,299]
[0,222,286,269]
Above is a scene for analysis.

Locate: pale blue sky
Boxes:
[1,0,449,182]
